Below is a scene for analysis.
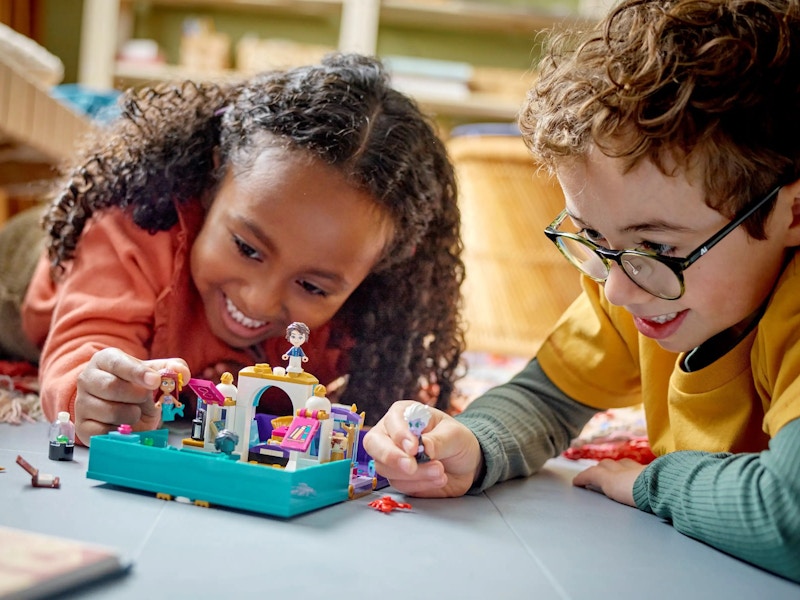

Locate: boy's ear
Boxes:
[782,178,800,246]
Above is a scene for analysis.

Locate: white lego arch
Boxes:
[232,364,323,460]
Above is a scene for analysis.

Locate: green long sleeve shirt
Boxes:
[455,359,800,583]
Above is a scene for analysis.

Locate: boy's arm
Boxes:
[633,416,800,583]
[455,358,598,492]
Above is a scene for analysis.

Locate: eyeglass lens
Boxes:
[556,236,682,298]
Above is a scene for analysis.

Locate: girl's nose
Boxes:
[602,261,652,306]
[242,278,286,321]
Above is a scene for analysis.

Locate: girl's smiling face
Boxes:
[556,150,795,353]
[191,147,393,349]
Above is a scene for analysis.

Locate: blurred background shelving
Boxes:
[79,0,597,125]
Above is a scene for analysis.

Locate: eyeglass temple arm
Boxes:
[682,186,781,266]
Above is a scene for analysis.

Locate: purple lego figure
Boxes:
[403,402,432,463]
[281,322,310,374]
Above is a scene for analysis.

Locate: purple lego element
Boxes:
[253,413,274,441]
[248,413,291,466]
[331,405,361,425]
[355,428,388,490]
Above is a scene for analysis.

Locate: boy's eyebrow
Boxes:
[622,220,694,234]
[567,212,694,234]
[236,215,351,288]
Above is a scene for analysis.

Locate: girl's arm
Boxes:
[455,358,598,492]
[29,209,175,435]
[633,417,800,582]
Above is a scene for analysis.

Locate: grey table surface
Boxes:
[1,421,797,600]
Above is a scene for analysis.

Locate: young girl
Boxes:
[365,0,800,582]
[12,53,464,443]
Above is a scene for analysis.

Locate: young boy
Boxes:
[364,0,800,582]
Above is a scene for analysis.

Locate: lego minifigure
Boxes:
[154,369,184,422]
[281,322,310,374]
[403,402,432,463]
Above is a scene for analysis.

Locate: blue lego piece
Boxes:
[86,429,352,518]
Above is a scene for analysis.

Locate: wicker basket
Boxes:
[448,133,582,357]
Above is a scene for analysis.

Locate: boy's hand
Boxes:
[572,458,643,506]
[75,348,190,444]
[363,401,483,498]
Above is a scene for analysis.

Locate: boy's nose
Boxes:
[602,262,652,306]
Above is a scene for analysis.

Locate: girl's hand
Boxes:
[572,458,644,506]
[363,400,483,498]
[75,348,190,444]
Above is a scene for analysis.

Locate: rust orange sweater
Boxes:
[22,200,346,437]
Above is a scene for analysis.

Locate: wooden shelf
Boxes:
[118,0,586,31]
[113,61,525,121]
[379,1,589,34]
[120,0,343,18]
[82,0,591,120]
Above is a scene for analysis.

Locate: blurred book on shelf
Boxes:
[385,55,472,101]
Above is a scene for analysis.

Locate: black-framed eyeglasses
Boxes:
[544,186,781,300]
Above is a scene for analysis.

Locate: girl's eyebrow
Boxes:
[236,215,351,288]
[237,215,276,253]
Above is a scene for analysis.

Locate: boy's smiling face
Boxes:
[557,149,795,353]
[191,147,393,349]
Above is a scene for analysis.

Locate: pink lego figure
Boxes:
[403,402,432,463]
[154,369,184,422]
[281,322,310,375]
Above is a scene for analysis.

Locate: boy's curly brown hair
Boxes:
[42,53,465,422]
[521,0,800,238]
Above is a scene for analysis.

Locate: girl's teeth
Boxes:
[649,312,678,324]
[225,297,266,329]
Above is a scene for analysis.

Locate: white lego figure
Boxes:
[282,322,310,374]
[403,402,432,463]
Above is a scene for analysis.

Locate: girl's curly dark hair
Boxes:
[521,0,800,238]
[42,53,465,421]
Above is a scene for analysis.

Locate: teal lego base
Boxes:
[86,429,352,518]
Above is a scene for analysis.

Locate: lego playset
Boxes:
[86,324,386,517]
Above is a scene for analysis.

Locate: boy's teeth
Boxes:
[225,297,266,328]
[649,312,678,324]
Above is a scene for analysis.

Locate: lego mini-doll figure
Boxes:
[154,368,184,422]
[282,322,310,374]
[403,402,431,463]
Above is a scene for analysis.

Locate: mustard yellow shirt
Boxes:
[537,254,800,456]
[457,252,800,582]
